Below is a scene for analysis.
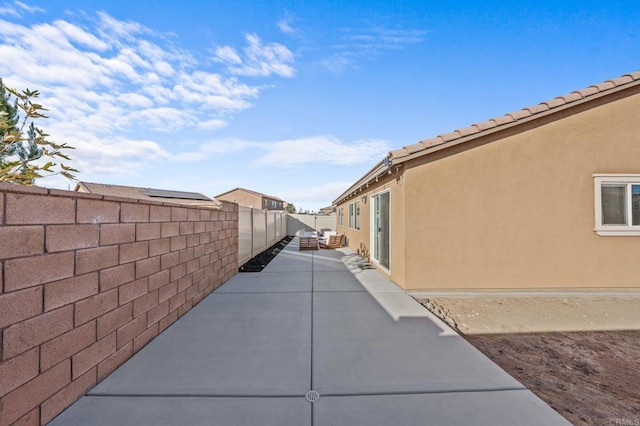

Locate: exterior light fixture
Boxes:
[383,157,394,175]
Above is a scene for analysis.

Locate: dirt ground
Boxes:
[417,295,640,426]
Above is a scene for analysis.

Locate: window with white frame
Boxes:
[347,201,361,230]
[338,207,343,226]
[594,175,640,236]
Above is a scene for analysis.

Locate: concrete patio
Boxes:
[50,238,569,425]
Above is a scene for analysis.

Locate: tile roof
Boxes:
[333,70,640,205]
[389,71,640,163]
[76,182,222,207]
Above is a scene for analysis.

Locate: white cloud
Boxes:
[339,27,426,52]
[127,107,193,132]
[119,92,154,108]
[0,11,296,180]
[253,136,390,167]
[321,54,355,75]
[323,25,426,73]
[96,10,148,44]
[0,5,20,17]
[197,119,228,130]
[215,34,295,78]
[214,46,242,64]
[53,19,109,51]
[170,139,256,162]
[59,133,171,176]
[277,16,297,35]
[0,1,43,20]
[280,181,354,204]
[161,135,389,168]
[15,1,44,13]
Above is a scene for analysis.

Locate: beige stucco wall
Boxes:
[403,87,640,290]
[336,173,406,285]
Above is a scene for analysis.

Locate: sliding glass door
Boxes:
[372,191,390,270]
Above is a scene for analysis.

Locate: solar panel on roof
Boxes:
[142,189,212,201]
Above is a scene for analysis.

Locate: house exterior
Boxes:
[334,71,640,291]
[75,182,222,208]
[318,206,336,216]
[215,187,286,211]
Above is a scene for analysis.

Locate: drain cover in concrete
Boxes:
[305,390,320,403]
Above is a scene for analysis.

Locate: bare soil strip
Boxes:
[417,296,640,425]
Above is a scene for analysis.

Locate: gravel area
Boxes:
[238,236,293,272]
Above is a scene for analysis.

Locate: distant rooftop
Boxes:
[75,182,222,207]
[215,187,284,202]
[140,188,211,201]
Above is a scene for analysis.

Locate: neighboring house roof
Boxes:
[333,70,640,205]
[215,187,284,202]
[75,182,222,207]
[319,206,336,215]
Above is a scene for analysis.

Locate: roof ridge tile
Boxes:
[457,125,480,137]
[439,131,462,142]
[389,148,408,158]
[576,86,599,97]
[406,142,425,154]
[559,92,583,103]
[473,120,498,131]
[422,137,446,148]
[543,97,567,108]
[508,109,532,120]
[492,115,514,126]
[525,103,550,114]
[593,81,615,91]
[609,76,633,86]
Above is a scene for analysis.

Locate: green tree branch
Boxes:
[0,79,79,185]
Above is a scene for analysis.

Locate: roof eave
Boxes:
[332,159,390,205]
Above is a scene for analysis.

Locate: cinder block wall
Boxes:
[0,183,238,425]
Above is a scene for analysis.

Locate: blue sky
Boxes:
[1,1,639,211]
